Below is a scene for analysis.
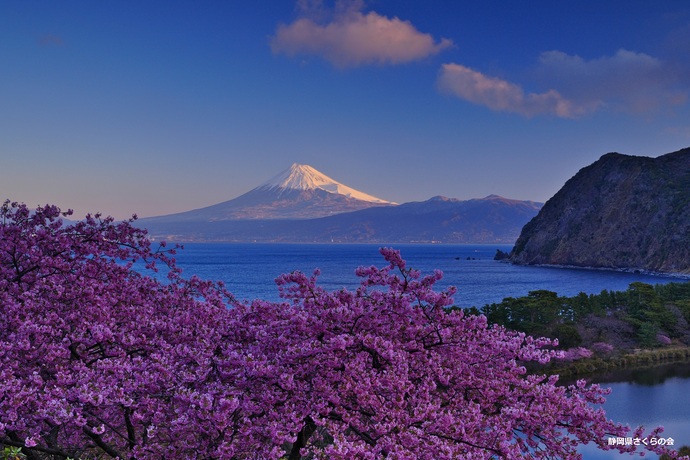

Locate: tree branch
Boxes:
[82,426,128,459]
[288,416,316,460]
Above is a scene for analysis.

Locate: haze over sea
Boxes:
[170,243,684,307]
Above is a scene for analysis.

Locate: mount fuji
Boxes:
[142,163,396,223]
[262,163,393,205]
[136,162,543,243]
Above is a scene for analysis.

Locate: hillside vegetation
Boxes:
[479,281,690,353]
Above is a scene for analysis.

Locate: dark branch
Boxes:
[288,417,316,460]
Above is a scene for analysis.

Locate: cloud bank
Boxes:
[536,49,687,114]
[438,49,688,118]
[437,63,591,118]
[271,4,452,67]
[274,3,688,118]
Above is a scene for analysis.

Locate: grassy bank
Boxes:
[544,346,690,380]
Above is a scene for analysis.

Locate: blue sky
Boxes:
[2,1,690,219]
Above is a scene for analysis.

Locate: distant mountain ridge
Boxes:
[510,147,690,274]
[142,163,395,221]
[139,194,542,244]
[137,163,542,243]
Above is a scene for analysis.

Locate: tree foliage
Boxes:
[482,279,690,351]
[0,202,682,459]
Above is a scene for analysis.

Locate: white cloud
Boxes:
[437,63,594,118]
[271,3,452,67]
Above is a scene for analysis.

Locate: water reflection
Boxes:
[578,362,690,459]
[590,362,690,386]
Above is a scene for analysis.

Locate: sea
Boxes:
[165,242,690,459]
[167,243,686,307]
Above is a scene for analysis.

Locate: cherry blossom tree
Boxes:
[0,201,682,459]
[0,201,232,459]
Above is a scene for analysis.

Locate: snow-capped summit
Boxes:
[259,163,394,204]
[141,163,396,222]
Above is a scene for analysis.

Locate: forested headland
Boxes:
[471,281,690,377]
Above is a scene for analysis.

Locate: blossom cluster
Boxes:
[0,201,683,459]
[559,346,595,361]
[591,341,616,356]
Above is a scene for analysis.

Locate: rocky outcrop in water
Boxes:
[510,147,690,274]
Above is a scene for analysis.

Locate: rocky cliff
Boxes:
[510,147,690,274]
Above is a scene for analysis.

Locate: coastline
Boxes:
[507,261,690,280]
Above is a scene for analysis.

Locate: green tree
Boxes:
[637,322,659,348]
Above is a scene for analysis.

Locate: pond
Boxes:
[578,362,690,459]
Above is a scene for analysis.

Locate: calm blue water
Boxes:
[578,363,690,459]
[168,243,685,307]
[166,243,690,458]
